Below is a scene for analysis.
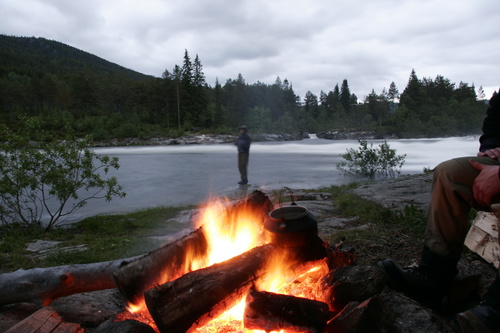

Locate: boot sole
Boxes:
[457,310,493,333]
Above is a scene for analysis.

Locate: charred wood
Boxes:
[113,227,209,307]
[244,289,330,333]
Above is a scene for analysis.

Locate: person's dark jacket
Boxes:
[480,92,500,152]
[237,132,251,153]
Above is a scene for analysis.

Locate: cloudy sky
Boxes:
[1,0,499,101]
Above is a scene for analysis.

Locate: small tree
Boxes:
[337,139,406,179]
[0,119,126,230]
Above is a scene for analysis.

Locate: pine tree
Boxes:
[340,79,351,113]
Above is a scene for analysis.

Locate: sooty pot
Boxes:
[264,205,318,247]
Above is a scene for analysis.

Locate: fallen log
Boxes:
[0,256,141,306]
[114,189,274,306]
[244,290,330,333]
[144,243,275,333]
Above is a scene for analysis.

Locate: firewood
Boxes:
[144,243,275,333]
[5,306,83,333]
[0,257,141,306]
[464,211,500,268]
[113,227,209,307]
[244,290,330,333]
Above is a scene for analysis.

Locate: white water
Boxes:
[46,136,481,223]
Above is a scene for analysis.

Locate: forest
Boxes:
[0,35,493,141]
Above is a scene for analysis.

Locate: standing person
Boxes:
[378,91,500,333]
[235,125,251,185]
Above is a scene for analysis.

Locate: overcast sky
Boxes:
[1,0,499,101]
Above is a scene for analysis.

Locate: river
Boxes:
[49,136,481,223]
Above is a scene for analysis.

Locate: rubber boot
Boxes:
[377,246,459,308]
[458,273,500,333]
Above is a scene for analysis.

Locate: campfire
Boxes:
[112,189,358,333]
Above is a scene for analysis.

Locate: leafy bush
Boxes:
[0,118,126,230]
[337,139,406,179]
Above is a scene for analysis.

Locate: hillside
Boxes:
[0,34,151,80]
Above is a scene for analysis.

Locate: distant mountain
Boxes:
[0,34,152,80]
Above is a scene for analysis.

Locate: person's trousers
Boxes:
[238,153,249,180]
[425,156,500,259]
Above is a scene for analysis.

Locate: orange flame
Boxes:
[196,197,266,266]
[121,195,327,332]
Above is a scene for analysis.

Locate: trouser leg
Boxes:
[425,156,500,258]
[238,153,249,179]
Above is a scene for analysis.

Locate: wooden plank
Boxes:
[464,211,500,268]
[5,307,83,333]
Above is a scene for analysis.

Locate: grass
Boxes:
[0,182,431,273]
[319,183,428,266]
[0,205,191,273]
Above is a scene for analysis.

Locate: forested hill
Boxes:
[0,35,149,80]
[0,34,492,141]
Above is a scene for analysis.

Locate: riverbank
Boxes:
[89,128,387,147]
[1,173,498,332]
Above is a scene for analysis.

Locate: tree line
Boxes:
[0,36,493,140]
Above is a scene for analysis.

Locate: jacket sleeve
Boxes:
[479,93,500,152]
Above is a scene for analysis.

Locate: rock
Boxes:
[326,295,396,333]
[317,130,377,140]
[351,173,433,213]
[50,289,124,329]
[320,265,387,311]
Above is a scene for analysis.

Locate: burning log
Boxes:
[244,290,330,333]
[113,227,209,306]
[0,257,141,306]
[114,189,274,306]
[144,243,275,333]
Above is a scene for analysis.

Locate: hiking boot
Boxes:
[238,178,248,185]
[457,304,500,333]
[377,246,458,308]
[458,273,500,333]
[377,259,451,307]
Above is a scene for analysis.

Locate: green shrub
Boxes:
[0,118,126,230]
[337,139,406,179]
